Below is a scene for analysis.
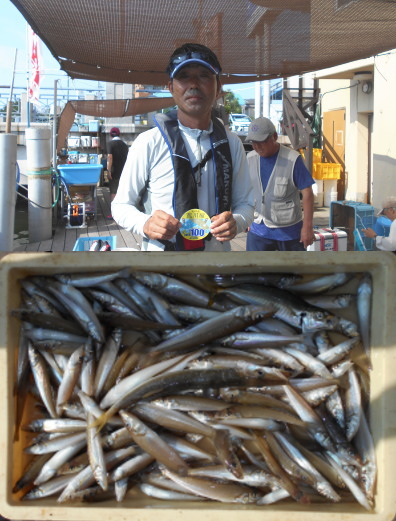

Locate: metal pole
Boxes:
[26,23,31,127]
[255,81,262,119]
[52,79,58,168]
[5,49,18,134]
[262,80,270,119]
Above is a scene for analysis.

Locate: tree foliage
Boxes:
[223,91,242,114]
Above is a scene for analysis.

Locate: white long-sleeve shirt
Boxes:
[376,218,396,251]
[112,120,254,251]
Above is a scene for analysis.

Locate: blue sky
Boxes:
[0,0,256,105]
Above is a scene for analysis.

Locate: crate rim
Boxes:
[72,235,117,251]
[1,252,395,521]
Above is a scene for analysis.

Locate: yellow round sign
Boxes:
[180,209,211,241]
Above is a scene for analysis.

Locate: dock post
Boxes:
[0,134,17,251]
[26,127,53,242]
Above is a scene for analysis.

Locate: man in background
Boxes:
[363,196,396,253]
[106,127,129,218]
[245,116,315,251]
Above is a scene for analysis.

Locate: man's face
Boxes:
[251,133,279,158]
[168,64,220,119]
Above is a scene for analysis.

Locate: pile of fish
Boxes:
[11,268,376,510]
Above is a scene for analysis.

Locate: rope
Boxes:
[16,167,62,209]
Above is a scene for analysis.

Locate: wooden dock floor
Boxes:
[13,185,248,253]
[13,184,329,253]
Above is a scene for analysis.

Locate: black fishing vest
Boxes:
[154,110,233,251]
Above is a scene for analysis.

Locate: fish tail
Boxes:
[89,407,116,432]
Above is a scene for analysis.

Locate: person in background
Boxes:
[106,127,129,218]
[245,116,315,251]
[362,196,396,252]
[111,42,254,251]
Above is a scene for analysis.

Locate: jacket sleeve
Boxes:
[111,132,152,236]
[228,133,255,234]
[246,150,262,223]
[376,220,396,251]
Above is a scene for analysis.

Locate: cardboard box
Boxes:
[0,252,395,521]
[307,228,347,251]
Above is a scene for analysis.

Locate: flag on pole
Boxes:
[28,27,42,106]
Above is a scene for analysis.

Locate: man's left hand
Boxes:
[210,211,237,242]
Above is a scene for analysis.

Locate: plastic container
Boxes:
[312,179,323,207]
[314,191,324,207]
[313,163,342,180]
[88,120,100,132]
[373,215,392,237]
[323,179,337,207]
[330,201,375,251]
[57,164,103,185]
[323,189,338,207]
[307,227,347,251]
[72,235,117,251]
[0,251,396,521]
[312,148,323,164]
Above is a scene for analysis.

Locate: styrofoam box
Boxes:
[0,252,395,521]
[307,228,347,251]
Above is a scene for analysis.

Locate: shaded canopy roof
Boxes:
[11,0,396,86]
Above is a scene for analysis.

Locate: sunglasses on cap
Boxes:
[168,51,220,78]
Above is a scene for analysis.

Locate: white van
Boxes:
[228,113,252,136]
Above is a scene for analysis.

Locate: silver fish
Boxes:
[149,305,274,354]
[119,410,189,475]
[161,468,258,503]
[44,280,105,343]
[139,482,206,501]
[55,268,130,287]
[133,271,212,308]
[86,412,108,491]
[56,345,84,416]
[28,343,57,419]
[288,273,352,295]
[94,328,122,400]
[356,274,372,367]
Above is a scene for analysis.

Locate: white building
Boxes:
[312,49,396,211]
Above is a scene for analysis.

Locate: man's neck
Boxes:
[177,110,211,131]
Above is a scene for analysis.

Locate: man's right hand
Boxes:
[143,210,181,240]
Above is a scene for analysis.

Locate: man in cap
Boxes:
[111,43,254,251]
[362,196,396,252]
[245,116,315,251]
[106,127,129,213]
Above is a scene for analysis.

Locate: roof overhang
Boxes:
[312,57,375,80]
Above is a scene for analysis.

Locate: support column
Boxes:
[0,134,17,251]
[26,127,53,242]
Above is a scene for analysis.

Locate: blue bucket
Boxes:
[373,216,392,237]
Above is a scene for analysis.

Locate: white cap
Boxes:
[378,196,396,215]
[246,117,276,142]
